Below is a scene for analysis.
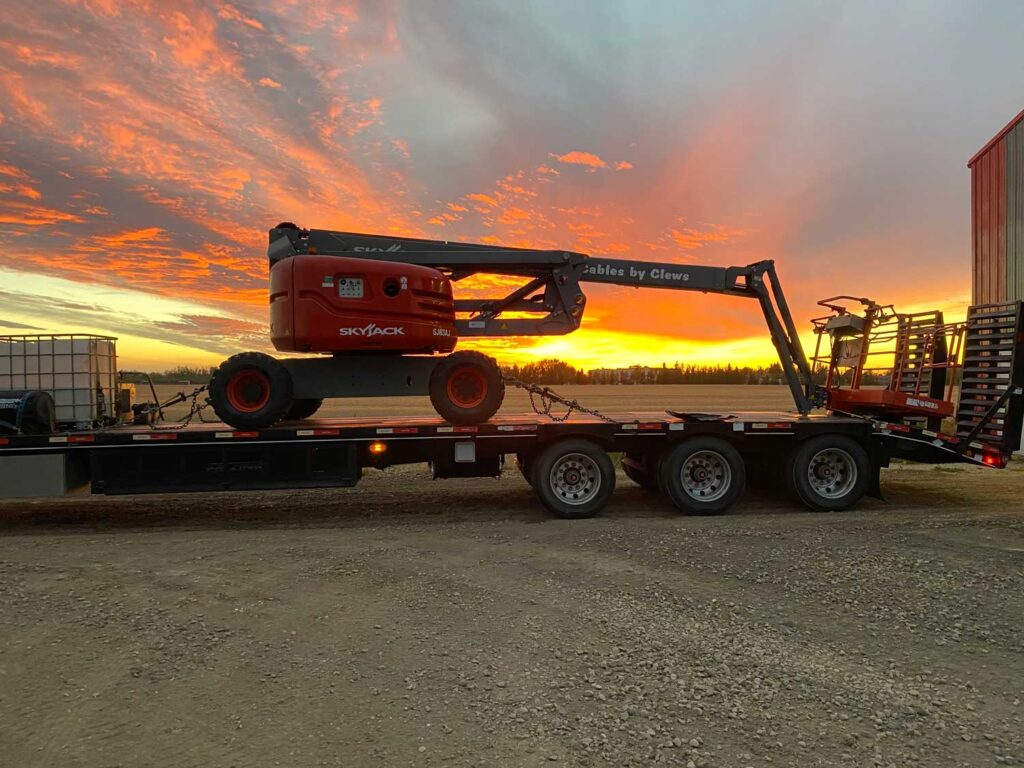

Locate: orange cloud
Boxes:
[551,150,607,168]
[466,192,498,207]
[3,43,83,69]
[218,3,266,30]
[258,77,282,89]
[0,182,42,200]
[0,202,85,226]
[162,8,246,81]
[668,224,748,250]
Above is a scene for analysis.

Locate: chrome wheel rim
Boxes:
[680,450,731,502]
[807,448,857,499]
[549,453,601,506]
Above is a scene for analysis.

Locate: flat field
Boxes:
[1,386,1022,767]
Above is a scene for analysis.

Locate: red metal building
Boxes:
[970,108,1024,304]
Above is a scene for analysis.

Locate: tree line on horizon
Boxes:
[501,360,890,386]
[135,360,892,386]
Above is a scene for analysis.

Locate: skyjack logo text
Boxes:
[339,324,405,337]
[353,244,402,252]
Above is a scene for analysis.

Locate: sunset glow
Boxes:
[1,2,1021,371]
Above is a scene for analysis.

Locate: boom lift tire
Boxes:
[429,351,505,425]
[659,437,746,515]
[283,398,323,421]
[785,435,869,512]
[622,452,659,491]
[210,352,294,430]
[530,438,615,519]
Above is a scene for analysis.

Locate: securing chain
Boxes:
[501,375,616,423]
[136,384,213,430]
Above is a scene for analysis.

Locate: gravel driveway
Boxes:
[1,461,1022,767]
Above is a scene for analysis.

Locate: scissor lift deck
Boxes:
[0,408,1012,515]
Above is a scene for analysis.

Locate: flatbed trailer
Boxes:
[0,406,1015,518]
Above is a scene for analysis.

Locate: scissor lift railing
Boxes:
[811,300,965,427]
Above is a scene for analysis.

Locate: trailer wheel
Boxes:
[787,435,869,512]
[210,352,293,429]
[429,351,505,425]
[283,398,323,421]
[530,439,615,519]
[622,452,659,491]
[659,437,745,515]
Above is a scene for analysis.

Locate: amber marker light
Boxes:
[369,441,387,455]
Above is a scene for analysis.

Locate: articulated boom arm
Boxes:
[269,225,815,411]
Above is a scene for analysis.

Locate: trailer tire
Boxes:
[786,435,869,512]
[530,439,615,519]
[283,398,323,421]
[429,351,505,425]
[210,352,293,429]
[659,437,745,515]
[622,452,659,491]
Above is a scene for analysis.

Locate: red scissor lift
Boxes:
[812,297,1024,464]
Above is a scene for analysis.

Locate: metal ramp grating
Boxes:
[954,301,1024,448]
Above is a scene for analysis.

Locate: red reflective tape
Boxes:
[149,433,178,441]
[936,433,959,444]
[0,438,8,445]
[392,427,419,434]
[313,429,340,436]
[887,423,912,433]
[637,423,663,431]
[233,431,259,438]
[767,422,790,430]
[454,426,478,433]
[68,435,95,443]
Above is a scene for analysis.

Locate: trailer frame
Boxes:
[0,405,1013,517]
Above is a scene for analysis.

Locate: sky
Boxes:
[0,0,1022,371]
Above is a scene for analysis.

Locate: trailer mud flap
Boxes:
[90,442,360,495]
[868,458,883,500]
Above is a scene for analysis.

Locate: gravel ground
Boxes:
[1,460,1022,767]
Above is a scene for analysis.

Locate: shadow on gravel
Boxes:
[0,473,906,536]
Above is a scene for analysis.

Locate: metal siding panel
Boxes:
[975,154,986,303]
[998,140,1007,302]
[1009,124,1017,301]
[1009,121,1024,302]
[973,148,992,303]
[986,150,996,302]
[972,162,978,302]
[973,144,1007,304]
